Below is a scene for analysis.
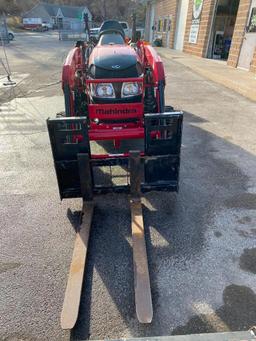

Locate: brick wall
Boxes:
[227,0,251,67]
[155,0,179,48]
[250,47,256,73]
[183,0,216,57]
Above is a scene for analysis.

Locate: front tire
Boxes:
[63,84,72,117]
[56,111,66,118]
[164,105,174,112]
[8,33,14,41]
[158,80,165,113]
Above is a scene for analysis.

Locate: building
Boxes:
[22,2,92,31]
[145,0,256,72]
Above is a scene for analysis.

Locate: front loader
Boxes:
[47,20,183,329]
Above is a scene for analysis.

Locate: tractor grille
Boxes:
[92,95,142,104]
[89,63,143,79]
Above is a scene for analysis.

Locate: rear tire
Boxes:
[158,80,165,113]
[63,84,72,117]
[8,33,14,41]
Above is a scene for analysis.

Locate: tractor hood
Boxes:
[88,45,143,79]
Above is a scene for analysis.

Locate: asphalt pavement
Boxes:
[0,33,256,341]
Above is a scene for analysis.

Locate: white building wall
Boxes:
[174,0,189,50]
[145,1,156,43]
[149,3,156,43]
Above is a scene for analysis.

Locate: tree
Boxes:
[0,0,146,25]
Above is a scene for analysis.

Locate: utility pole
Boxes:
[132,11,137,42]
[103,0,107,20]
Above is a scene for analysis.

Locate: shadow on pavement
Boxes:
[68,110,256,340]
[172,285,256,335]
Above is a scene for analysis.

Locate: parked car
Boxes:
[0,28,15,41]
[30,22,52,32]
[42,22,53,30]
[90,27,100,40]
[8,29,14,40]
[89,23,144,42]
[41,23,49,31]
[119,21,131,37]
[119,22,144,40]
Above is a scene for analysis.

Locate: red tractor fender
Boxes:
[62,47,84,91]
[143,44,165,85]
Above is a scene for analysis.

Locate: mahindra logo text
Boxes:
[95,108,137,115]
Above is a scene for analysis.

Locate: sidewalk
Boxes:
[156,48,256,102]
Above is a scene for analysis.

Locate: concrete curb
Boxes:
[78,331,256,341]
[157,48,256,102]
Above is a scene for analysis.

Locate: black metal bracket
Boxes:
[47,111,183,199]
[130,151,143,198]
[78,153,93,201]
[144,112,183,188]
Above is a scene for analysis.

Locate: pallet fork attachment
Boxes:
[47,112,183,328]
[131,198,153,323]
[130,151,153,323]
[61,201,94,329]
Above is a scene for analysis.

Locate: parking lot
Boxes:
[0,32,256,341]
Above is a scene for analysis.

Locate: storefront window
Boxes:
[158,19,163,31]
[163,19,167,32]
[248,8,256,33]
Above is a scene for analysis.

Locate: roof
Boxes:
[23,2,91,19]
[23,3,53,19]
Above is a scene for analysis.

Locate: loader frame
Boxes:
[47,112,183,199]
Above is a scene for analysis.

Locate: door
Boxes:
[238,0,256,70]
[57,17,63,30]
[213,31,224,59]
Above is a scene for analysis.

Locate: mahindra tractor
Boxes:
[47,20,183,329]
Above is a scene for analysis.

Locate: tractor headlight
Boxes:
[121,82,142,98]
[91,83,115,98]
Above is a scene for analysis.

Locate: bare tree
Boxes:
[0,0,146,24]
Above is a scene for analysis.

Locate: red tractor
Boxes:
[61,20,167,146]
[47,21,183,329]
